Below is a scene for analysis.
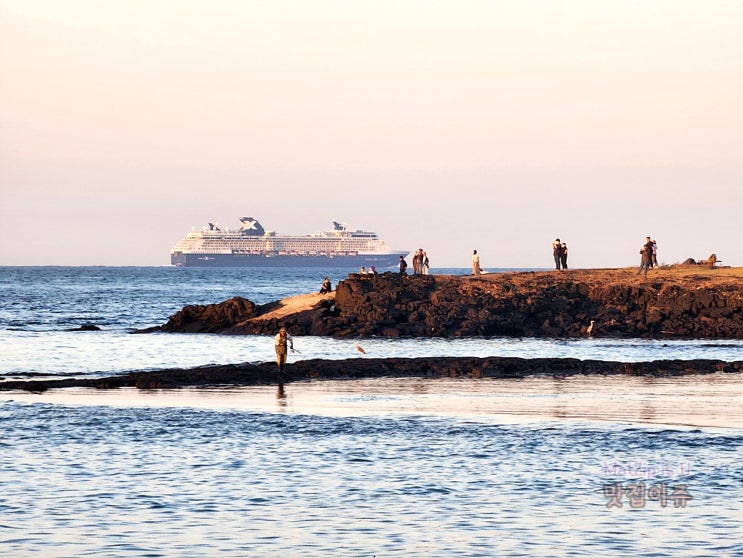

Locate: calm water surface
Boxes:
[3,375,743,557]
[2,267,742,556]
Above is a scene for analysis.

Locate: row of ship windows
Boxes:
[190,241,385,249]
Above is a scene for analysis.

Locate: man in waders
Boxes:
[274,326,295,373]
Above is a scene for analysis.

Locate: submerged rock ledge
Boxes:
[2,357,741,392]
[138,267,743,339]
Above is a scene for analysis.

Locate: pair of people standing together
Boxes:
[400,251,429,275]
[638,237,657,275]
[552,239,568,270]
[412,249,429,274]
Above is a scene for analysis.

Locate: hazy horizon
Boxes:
[1,1,741,268]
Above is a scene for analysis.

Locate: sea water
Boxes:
[1,267,742,557]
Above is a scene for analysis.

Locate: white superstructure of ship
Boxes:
[171,217,408,268]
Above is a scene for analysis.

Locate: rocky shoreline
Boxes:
[3,356,741,393]
[138,267,743,339]
[5,267,740,394]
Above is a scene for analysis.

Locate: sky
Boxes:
[1,0,741,268]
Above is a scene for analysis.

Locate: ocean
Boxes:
[1,266,742,557]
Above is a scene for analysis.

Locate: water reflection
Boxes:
[276,383,288,409]
[6,373,743,429]
[3,331,742,378]
[550,376,569,420]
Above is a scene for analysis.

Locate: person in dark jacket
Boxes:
[319,277,332,294]
[552,238,563,270]
[638,236,654,275]
[560,242,568,270]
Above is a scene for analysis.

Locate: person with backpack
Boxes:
[399,255,408,275]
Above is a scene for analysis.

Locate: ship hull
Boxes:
[171,252,406,268]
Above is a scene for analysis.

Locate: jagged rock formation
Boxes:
[140,268,743,339]
[159,296,257,333]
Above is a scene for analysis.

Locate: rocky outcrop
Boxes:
[3,357,741,392]
[157,296,257,333]
[140,268,743,339]
[68,324,101,331]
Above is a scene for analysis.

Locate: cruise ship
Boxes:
[170,217,409,268]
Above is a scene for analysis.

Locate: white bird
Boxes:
[354,343,366,354]
[586,320,595,337]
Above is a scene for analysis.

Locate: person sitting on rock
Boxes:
[319,277,332,294]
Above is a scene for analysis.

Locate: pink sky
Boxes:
[1,0,741,267]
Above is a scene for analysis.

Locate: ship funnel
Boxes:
[239,217,265,236]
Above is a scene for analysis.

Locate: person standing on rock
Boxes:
[472,249,483,275]
[399,255,408,275]
[638,236,654,276]
[274,326,295,373]
[412,249,423,274]
[422,251,430,275]
[652,239,658,267]
[560,242,568,270]
[552,239,563,270]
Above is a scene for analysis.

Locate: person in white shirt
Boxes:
[472,249,483,275]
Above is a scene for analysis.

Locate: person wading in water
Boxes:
[274,326,295,372]
[274,326,295,397]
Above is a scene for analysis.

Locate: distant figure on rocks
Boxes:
[412,249,423,274]
[319,277,332,294]
[652,239,658,267]
[638,236,654,276]
[472,250,483,275]
[560,242,568,270]
[552,238,563,270]
[359,266,366,275]
[422,251,430,275]
[369,266,378,275]
[399,255,408,275]
[274,326,295,374]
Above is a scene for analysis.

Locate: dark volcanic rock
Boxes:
[69,324,101,331]
[139,269,743,339]
[149,296,257,333]
[3,357,741,393]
